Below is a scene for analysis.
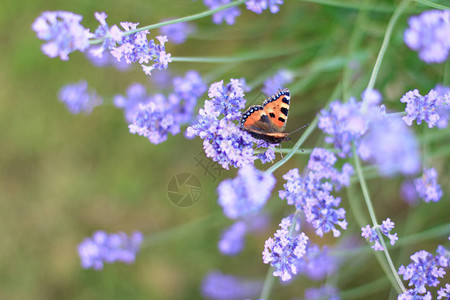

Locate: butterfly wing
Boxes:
[262,88,290,132]
[240,105,279,133]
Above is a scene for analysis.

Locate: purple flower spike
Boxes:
[203,0,241,25]
[404,10,450,64]
[160,21,196,44]
[58,81,102,114]
[32,11,92,60]
[217,164,275,219]
[361,218,398,251]
[400,88,450,128]
[201,270,263,300]
[246,0,284,14]
[78,231,143,270]
[414,168,443,203]
[398,245,448,298]
[262,69,293,96]
[218,221,247,255]
[262,217,309,281]
[438,283,450,299]
[90,12,123,58]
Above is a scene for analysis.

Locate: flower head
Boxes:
[359,113,421,176]
[361,218,398,251]
[217,164,275,219]
[398,245,448,297]
[159,21,195,44]
[279,148,352,237]
[32,11,92,60]
[90,12,123,57]
[404,10,450,63]
[246,0,284,14]
[58,81,102,114]
[201,270,263,300]
[203,0,241,25]
[400,88,450,128]
[414,168,443,203]
[262,217,309,281]
[78,231,143,270]
[218,221,247,256]
[262,69,294,96]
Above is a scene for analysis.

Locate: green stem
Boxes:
[90,0,247,44]
[366,0,410,92]
[413,0,450,10]
[352,144,406,293]
[259,266,276,299]
[300,0,396,12]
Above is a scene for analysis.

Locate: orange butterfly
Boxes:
[240,88,291,144]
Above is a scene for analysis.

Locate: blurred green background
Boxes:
[0,0,449,299]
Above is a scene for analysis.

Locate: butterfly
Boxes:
[240,88,291,144]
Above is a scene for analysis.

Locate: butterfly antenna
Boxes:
[287,123,310,136]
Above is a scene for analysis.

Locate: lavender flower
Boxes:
[78,231,143,270]
[438,283,450,299]
[296,244,338,280]
[279,149,352,237]
[110,22,171,75]
[159,21,196,44]
[85,49,131,70]
[32,11,92,60]
[201,270,263,300]
[217,164,275,219]
[246,0,284,14]
[414,168,443,203]
[304,285,340,300]
[218,221,247,255]
[172,70,207,123]
[187,79,264,169]
[361,218,398,251]
[90,12,123,58]
[318,97,370,158]
[114,83,150,122]
[128,95,181,144]
[358,113,421,176]
[58,81,102,114]
[398,245,448,297]
[400,88,450,128]
[203,0,241,25]
[404,10,450,64]
[263,217,309,281]
[262,69,294,96]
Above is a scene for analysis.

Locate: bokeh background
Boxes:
[0,0,449,299]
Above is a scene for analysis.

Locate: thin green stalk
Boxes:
[300,0,396,12]
[90,0,247,44]
[366,0,410,92]
[413,0,450,10]
[352,144,406,293]
[259,267,276,299]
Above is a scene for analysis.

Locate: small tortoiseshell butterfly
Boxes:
[240,88,291,144]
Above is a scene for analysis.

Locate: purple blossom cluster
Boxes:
[414,168,443,203]
[159,21,196,44]
[304,285,341,300]
[279,148,353,237]
[218,214,270,256]
[319,91,421,176]
[201,0,284,25]
[77,231,143,270]
[58,81,102,114]
[187,79,273,169]
[33,11,172,75]
[32,11,92,60]
[217,164,275,219]
[404,10,450,64]
[400,86,450,129]
[398,245,449,299]
[361,218,398,251]
[115,70,206,144]
[262,69,294,96]
[262,217,309,281]
[201,270,263,300]
[296,244,338,280]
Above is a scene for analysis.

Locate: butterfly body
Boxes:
[240,89,291,144]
